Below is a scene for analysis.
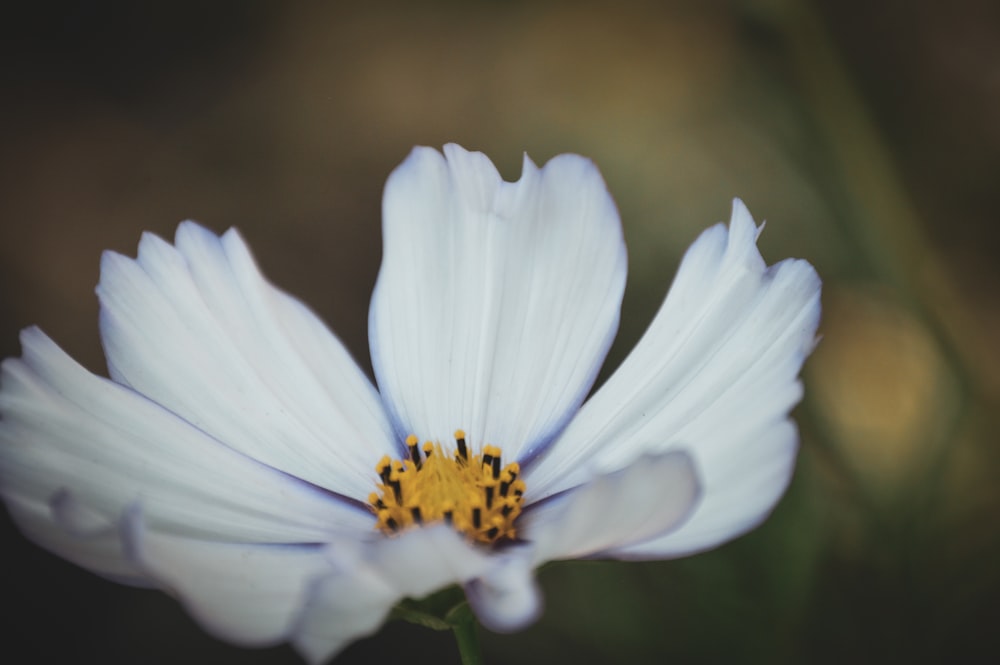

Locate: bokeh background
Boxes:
[2,0,999,663]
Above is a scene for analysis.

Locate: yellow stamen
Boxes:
[369,429,525,544]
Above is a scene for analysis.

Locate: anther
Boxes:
[407,434,421,468]
[370,430,525,545]
[500,465,518,496]
[480,445,502,479]
[377,455,392,484]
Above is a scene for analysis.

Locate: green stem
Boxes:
[449,604,484,665]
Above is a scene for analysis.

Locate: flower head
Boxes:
[0,144,821,662]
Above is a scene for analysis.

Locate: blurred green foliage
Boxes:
[1,1,998,663]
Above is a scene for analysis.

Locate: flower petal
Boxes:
[526,200,821,558]
[291,525,497,664]
[620,422,798,559]
[463,548,542,633]
[369,144,627,462]
[521,450,699,564]
[97,223,397,500]
[124,507,335,648]
[0,327,370,555]
[3,492,149,585]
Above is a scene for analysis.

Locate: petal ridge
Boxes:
[527,200,821,558]
[0,327,371,546]
[369,144,627,463]
[97,222,397,499]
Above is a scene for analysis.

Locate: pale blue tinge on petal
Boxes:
[369,144,627,463]
[520,450,700,564]
[98,223,397,501]
[464,547,542,633]
[526,199,821,558]
[3,492,150,586]
[617,421,799,559]
[0,327,371,551]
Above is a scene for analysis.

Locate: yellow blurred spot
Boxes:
[809,287,955,485]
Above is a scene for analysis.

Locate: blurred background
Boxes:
[1,0,998,663]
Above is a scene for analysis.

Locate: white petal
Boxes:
[0,327,371,552]
[619,421,798,558]
[124,508,334,648]
[291,525,497,664]
[463,548,542,633]
[97,223,397,499]
[291,566,392,665]
[3,492,149,585]
[526,200,821,558]
[369,144,627,462]
[521,451,699,563]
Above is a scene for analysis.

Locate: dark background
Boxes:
[1,1,999,663]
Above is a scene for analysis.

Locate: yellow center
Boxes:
[368,429,526,544]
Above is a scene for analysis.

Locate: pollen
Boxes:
[369,429,526,545]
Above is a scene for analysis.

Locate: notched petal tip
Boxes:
[372,143,628,460]
[519,150,540,177]
[220,225,249,247]
[528,190,819,551]
[15,324,74,374]
[175,218,219,241]
[95,209,395,498]
[16,324,45,349]
[97,248,129,278]
[540,150,601,177]
[399,144,447,171]
[440,142,501,175]
[730,196,751,221]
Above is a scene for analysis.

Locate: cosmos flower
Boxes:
[0,144,820,663]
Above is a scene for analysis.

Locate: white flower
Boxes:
[0,144,821,663]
